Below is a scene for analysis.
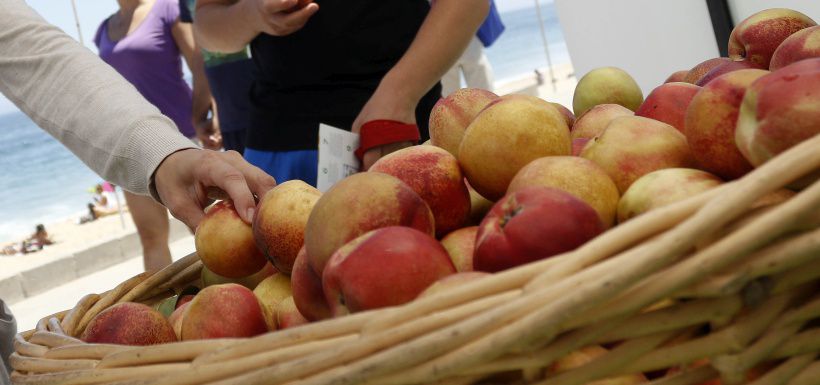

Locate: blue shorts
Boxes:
[244,149,318,187]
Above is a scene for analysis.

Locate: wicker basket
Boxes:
[10,134,820,385]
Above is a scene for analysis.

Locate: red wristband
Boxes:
[355,120,420,161]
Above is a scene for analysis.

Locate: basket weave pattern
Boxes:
[10,134,820,385]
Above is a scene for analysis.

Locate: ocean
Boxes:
[0,2,570,243]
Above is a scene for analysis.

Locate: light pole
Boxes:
[534,0,557,92]
[70,0,84,45]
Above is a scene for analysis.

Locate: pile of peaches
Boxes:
[79,8,818,381]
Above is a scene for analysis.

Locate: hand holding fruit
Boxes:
[154,149,277,230]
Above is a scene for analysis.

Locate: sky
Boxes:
[0,0,541,114]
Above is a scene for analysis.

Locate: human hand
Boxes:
[249,0,318,36]
[194,120,221,150]
[352,87,418,170]
[195,118,222,151]
[153,149,277,229]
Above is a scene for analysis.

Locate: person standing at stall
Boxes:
[179,0,255,154]
[95,0,219,271]
[193,0,490,185]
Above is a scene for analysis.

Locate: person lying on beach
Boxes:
[28,224,53,247]
[91,184,121,217]
[20,224,54,254]
[0,225,54,256]
[0,243,21,256]
[79,183,125,224]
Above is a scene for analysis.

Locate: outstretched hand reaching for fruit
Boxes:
[153,149,277,230]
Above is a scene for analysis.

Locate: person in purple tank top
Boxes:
[95,0,218,272]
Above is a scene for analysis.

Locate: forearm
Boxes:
[380,0,489,103]
[195,0,260,53]
[189,47,214,124]
[0,0,196,195]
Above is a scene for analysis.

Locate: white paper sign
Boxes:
[317,124,361,192]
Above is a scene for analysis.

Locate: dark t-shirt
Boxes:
[247,0,441,152]
[179,0,253,133]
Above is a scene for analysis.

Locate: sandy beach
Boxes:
[0,208,191,304]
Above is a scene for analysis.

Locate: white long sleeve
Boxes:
[0,0,196,195]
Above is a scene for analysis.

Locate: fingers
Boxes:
[221,150,278,200]
[154,149,274,228]
[363,148,381,171]
[260,1,318,35]
[194,151,258,223]
[260,0,297,13]
[165,193,205,232]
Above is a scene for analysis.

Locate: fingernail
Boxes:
[246,208,255,222]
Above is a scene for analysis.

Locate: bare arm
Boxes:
[382,0,489,112]
[353,0,490,168]
[194,0,317,53]
[172,20,221,150]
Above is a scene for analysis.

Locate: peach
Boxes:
[200,263,277,290]
[418,271,490,298]
[572,138,590,157]
[253,273,293,329]
[474,187,603,272]
[617,168,723,223]
[181,283,269,340]
[253,180,321,275]
[323,226,456,315]
[370,145,471,237]
[439,226,479,272]
[195,200,266,278]
[291,246,332,321]
[168,302,190,340]
[275,297,310,329]
[304,172,434,275]
[458,94,571,201]
[82,302,177,346]
[770,26,820,70]
[429,88,499,156]
[634,82,700,133]
[695,59,765,86]
[467,182,494,225]
[735,58,820,184]
[550,345,647,384]
[728,8,816,68]
[684,68,769,179]
[508,156,620,228]
[572,67,643,116]
[664,70,689,83]
[581,116,693,193]
[683,57,730,84]
[176,295,194,309]
[570,104,633,141]
[551,102,576,129]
